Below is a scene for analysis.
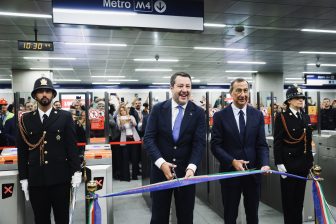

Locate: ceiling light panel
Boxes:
[226,71,257,73]
[24,57,76,60]
[227,61,266,64]
[194,47,246,51]
[299,51,336,55]
[135,69,172,72]
[301,29,336,34]
[133,59,179,62]
[0,11,51,18]
[64,42,127,47]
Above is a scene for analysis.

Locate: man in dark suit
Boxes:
[144,72,206,224]
[17,77,82,224]
[211,78,270,224]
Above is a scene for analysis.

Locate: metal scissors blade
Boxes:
[171,167,181,184]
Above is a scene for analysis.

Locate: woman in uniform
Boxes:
[273,85,314,224]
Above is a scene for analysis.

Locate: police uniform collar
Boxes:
[38,107,52,121]
[289,107,301,117]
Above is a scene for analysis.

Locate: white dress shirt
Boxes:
[289,107,300,118]
[231,103,247,132]
[38,107,52,123]
[154,99,197,173]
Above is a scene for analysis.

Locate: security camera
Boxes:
[235,25,245,33]
[155,54,159,61]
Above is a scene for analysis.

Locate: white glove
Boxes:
[20,179,29,201]
[277,164,287,179]
[71,172,82,188]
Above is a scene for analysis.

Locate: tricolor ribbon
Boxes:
[88,194,101,224]
[312,181,335,224]
[88,170,335,224]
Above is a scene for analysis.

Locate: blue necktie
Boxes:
[239,110,245,140]
[172,105,184,142]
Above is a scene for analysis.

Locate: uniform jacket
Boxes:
[144,99,206,180]
[273,109,314,175]
[211,104,269,172]
[17,108,80,187]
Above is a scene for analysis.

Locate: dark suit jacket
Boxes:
[144,99,206,181]
[17,108,81,187]
[211,104,269,173]
[273,109,313,175]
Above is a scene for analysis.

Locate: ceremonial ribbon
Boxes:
[88,170,335,224]
[88,194,101,224]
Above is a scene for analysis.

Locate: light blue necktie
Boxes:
[172,105,184,142]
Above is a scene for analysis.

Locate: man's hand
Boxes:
[160,162,176,180]
[261,165,271,174]
[232,159,249,171]
[277,164,287,179]
[71,172,82,188]
[20,179,29,201]
[184,169,194,179]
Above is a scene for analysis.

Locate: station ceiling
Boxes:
[1,0,336,86]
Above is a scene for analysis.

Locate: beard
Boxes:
[38,97,52,106]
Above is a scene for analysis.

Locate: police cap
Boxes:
[31,77,57,98]
[285,85,305,103]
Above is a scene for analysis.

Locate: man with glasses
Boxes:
[211,78,270,224]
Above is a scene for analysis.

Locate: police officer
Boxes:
[274,85,314,224]
[17,77,82,224]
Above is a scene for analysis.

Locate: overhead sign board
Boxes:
[305,74,336,85]
[52,0,204,31]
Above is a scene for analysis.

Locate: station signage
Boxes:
[52,0,204,31]
[305,74,336,85]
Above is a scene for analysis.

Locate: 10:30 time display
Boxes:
[18,40,54,51]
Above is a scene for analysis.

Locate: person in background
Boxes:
[213,95,222,108]
[109,103,121,179]
[0,98,14,147]
[129,98,143,176]
[211,78,270,224]
[332,99,336,109]
[25,102,35,112]
[53,101,62,110]
[70,109,86,158]
[144,72,206,224]
[320,98,336,130]
[4,104,16,146]
[117,105,140,181]
[142,102,150,116]
[17,77,81,224]
[274,85,314,224]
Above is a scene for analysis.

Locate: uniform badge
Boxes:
[40,78,48,86]
[56,135,61,141]
[54,111,57,114]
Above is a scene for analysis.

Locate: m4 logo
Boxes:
[134,0,153,12]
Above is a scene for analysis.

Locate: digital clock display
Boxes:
[18,40,54,51]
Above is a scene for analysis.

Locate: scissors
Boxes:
[171,167,181,185]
